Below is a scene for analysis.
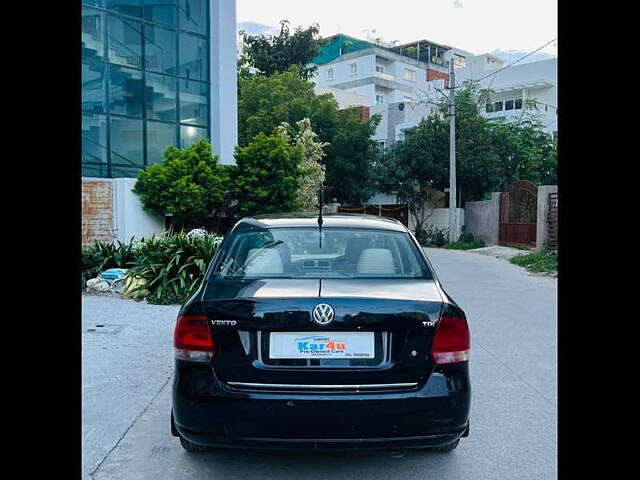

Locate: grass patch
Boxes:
[510,252,557,273]
[444,239,486,250]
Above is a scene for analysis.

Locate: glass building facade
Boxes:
[82,1,210,177]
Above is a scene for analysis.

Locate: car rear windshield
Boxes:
[210,226,432,280]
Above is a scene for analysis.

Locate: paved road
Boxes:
[84,248,557,480]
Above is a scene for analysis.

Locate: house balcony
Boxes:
[374,71,395,81]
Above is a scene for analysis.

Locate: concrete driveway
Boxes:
[83,247,557,480]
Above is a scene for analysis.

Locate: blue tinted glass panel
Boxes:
[144,0,176,26]
[178,0,206,34]
[180,125,207,148]
[82,113,108,168]
[82,7,105,60]
[146,121,177,164]
[179,79,207,125]
[146,73,177,121]
[82,61,106,113]
[83,1,106,6]
[108,15,143,68]
[106,0,142,18]
[83,163,111,177]
[179,33,207,81]
[111,165,144,177]
[144,25,177,75]
[110,117,144,167]
[109,65,144,117]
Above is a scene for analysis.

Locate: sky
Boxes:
[237,0,557,62]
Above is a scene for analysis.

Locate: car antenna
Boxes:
[317,187,324,248]
[317,186,332,249]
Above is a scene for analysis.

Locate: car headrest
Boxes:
[244,248,284,275]
[344,237,373,261]
[356,248,396,275]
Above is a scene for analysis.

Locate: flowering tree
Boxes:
[277,118,327,211]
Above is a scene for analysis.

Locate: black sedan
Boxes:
[171,213,471,452]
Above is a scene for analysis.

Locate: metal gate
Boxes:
[337,204,409,227]
[499,181,538,247]
[546,192,558,250]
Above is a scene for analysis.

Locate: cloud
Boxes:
[452,0,463,8]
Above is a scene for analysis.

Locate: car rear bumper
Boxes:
[176,426,469,451]
[172,362,471,450]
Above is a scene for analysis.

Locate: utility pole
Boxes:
[448,60,458,242]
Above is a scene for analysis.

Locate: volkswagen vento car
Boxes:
[171,213,471,453]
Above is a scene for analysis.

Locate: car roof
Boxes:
[237,212,408,232]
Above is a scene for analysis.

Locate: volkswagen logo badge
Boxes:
[312,303,335,326]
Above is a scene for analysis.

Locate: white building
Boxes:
[455,54,557,133]
[311,34,557,145]
[311,35,472,146]
[314,85,370,109]
[312,35,469,108]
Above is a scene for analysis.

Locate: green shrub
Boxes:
[414,225,429,246]
[132,139,230,230]
[81,232,222,304]
[510,252,557,273]
[126,233,222,305]
[232,130,304,216]
[414,225,449,247]
[81,239,138,286]
[432,227,448,247]
[458,231,476,243]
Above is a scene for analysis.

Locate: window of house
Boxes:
[505,100,514,111]
[326,68,333,80]
[376,94,385,105]
[377,140,387,148]
[514,98,523,110]
[349,62,357,75]
[494,101,503,111]
[376,65,384,73]
[453,55,466,69]
[485,102,494,113]
[404,68,416,81]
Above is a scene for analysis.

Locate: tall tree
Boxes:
[490,116,557,188]
[376,80,558,219]
[238,68,380,204]
[324,108,381,204]
[239,20,324,80]
[373,116,449,235]
[434,81,500,202]
[237,67,337,146]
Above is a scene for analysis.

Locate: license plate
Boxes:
[269,331,375,359]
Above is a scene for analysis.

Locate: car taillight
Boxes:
[430,315,470,364]
[174,315,215,363]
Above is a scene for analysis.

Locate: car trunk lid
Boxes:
[203,278,444,390]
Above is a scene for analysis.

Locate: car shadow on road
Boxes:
[177,446,464,479]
